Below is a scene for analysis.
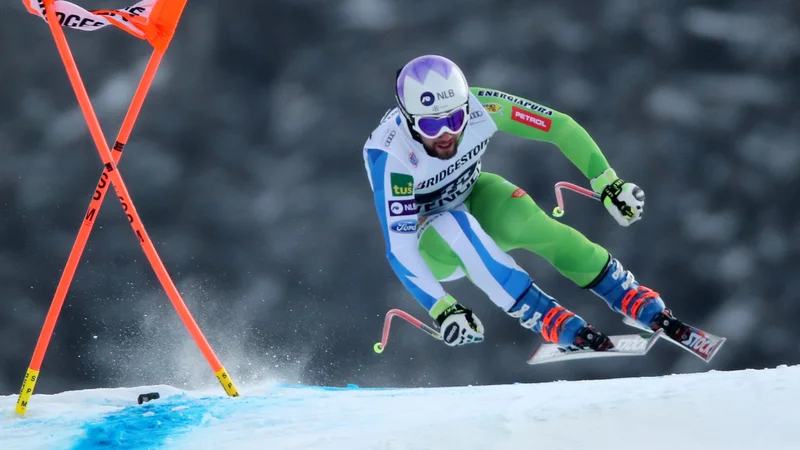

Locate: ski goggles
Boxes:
[411,103,469,139]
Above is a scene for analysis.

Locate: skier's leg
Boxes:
[583,258,689,341]
[466,173,673,333]
[418,206,610,350]
[465,172,609,286]
[419,206,529,310]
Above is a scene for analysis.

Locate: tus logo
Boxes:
[390,172,413,197]
[420,91,435,107]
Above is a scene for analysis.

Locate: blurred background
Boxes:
[1,0,798,396]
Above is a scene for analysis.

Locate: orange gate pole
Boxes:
[16,1,239,416]
[15,48,165,416]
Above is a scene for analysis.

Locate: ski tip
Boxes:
[704,336,727,363]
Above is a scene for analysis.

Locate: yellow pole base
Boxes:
[214,367,240,397]
[15,368,40,416]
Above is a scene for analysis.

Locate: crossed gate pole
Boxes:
[15,0,240,416]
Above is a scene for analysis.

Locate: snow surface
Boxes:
[2,365,799,449]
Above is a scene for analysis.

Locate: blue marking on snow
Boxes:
[272,383,396,391]
[68,385,400,449]
[70,394,236,449]
[3,367,800,449]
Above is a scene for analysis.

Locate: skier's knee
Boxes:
[418,211,459,246]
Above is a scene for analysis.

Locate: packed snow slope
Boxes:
[1,364,798,450]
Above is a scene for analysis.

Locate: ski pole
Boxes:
[551,181,600,217]
[374,309,442,353]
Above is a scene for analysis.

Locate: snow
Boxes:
[2,365,799,449]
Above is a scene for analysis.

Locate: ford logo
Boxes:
[389,219,417,233]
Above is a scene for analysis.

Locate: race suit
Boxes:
[362,87,612,317]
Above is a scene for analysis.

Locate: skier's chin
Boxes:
[423,134,460,160]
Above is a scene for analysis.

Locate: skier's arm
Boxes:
[363,148,450,315]
[471,87,645,226]
[470,87,611,180]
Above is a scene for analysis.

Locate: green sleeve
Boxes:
[471,87,611,180]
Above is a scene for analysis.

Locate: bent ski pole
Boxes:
[552,181,600,217]
[374,309,442,353]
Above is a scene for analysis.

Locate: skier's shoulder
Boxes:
[469,86,555,117]
[364,107,402,150]
[363,107,416,169]
[464,91,498,134]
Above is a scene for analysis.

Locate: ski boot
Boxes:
[567,324,614,352]
[649,308,691,343]
[587,257,725,361]
[586,257,666,329]
[508,282,613,352]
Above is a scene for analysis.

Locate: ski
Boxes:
[621,316,726,363]
[527,329,663,365]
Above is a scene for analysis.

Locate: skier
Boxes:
[362,54,716,360]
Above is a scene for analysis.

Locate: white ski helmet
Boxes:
[395,55,471,139]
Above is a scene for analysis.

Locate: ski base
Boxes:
[621,316,726,363]
[527,329,664,365]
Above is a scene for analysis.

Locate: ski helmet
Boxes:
[395,55,471,139]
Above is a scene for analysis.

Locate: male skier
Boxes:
[362,54,720,360]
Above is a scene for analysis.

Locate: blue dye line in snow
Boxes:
[272,383,398,391]
[70,394,237,450]
[68,384,399,448]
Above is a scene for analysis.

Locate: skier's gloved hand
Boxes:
[431,295,484,347]
[591,168,645,227]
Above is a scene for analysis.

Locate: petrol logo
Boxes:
[511,188,527,198]
[511,106,552,132]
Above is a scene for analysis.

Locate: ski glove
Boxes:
[431,295,484,347]
[591,168,645,227]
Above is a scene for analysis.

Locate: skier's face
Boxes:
[421,131,461,160]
